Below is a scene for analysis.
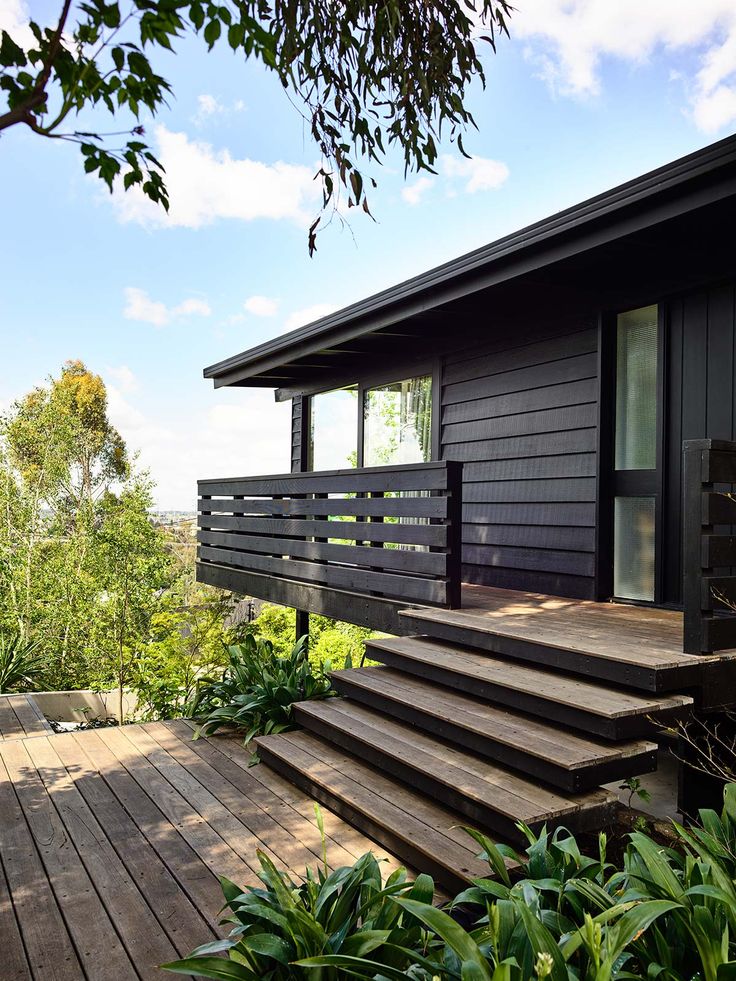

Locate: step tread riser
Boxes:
[256,741,477,894]
[398,613,703,692]
[366,648,670,739]
[286,713,614,840]
[326,680,659,792]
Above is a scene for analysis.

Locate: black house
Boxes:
[197,135,736,886]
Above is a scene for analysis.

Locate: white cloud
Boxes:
[123,287,212,327]
[192,94,247,125]
[106,365,138,394]
[175,297,212,317]
[0,0,33,47]
[244,295,279,317]
[440,155,510,193]
[111,125,319,229]
[401,156,508,206]
[195,94,223,119]
[402,176,434,206]
[285,303,338,330]
[513,1,736,132]
[106,383,292,510]
[123,288,169,327]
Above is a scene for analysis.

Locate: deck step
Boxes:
[328,667,658,791]
[293,697,616,840]
[253,729,507,894]
[366,636,693,739]
[399,606,705,692]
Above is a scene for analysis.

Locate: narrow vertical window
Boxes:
[613,305,658,601]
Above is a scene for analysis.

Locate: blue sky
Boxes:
[2,1,736,508]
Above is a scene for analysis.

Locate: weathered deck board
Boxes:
[0,695,53,742]
[0,694,51,741]
[0,721,409,981]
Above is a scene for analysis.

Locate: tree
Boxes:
[91,478,174,721]
[133,581,234,720]
[0,0,512,251]
[0,362,174,694]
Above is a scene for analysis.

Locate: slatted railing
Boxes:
[197,461,463,608]
[683,438,736,653]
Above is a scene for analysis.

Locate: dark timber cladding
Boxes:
[664,283,736,604]
[442,324,598,598]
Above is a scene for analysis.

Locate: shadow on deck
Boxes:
[0,720,409,981]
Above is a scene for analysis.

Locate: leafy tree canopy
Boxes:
[5,359,128,507]
[0,0,512,251]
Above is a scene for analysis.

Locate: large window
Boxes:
[310,387,358,470]
[363,375,432,467]
[307,373,434,473]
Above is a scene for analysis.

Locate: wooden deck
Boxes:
[402,584,736,695]
[0,720,408,981]
[0,694,53,742]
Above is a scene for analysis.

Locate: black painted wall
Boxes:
[440,324,599,599]
[663,280,736,604]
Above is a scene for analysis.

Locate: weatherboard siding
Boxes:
[441,325,599,599]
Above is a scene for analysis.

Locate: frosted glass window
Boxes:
[615,306,658,471]
[614,496,655,601]
[363,375,432,467]
[311,388,358,470]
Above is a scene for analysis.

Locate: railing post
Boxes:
[682,440,707,653]
[445,461,463,609]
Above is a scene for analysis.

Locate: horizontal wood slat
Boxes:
[703,450,736,483]
[199,462,451,496]
[702,535,736,567]
[198,496,448,518]
[703,491,736,524]
[702,576,736,610]
[197,530,448,576]
[197,461,463,609]
[198,513,449,546]
[702,615,736,652]
[198,545,448,605]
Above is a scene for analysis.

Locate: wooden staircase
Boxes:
[255,603,698,891]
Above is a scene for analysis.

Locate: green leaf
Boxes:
[203,19,221,47]
[160,956,255,978]
[392,898,493,980]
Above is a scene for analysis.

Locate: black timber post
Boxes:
[445,461,463,609]
[682,439,712,654]
[292,395,311,644]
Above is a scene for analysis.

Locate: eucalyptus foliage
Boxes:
[188,633,333,741]
[167,784,736,980]
[0,0,512,250]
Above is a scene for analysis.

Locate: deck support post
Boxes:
[296,609,310,645]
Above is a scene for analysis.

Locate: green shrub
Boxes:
[163,842,439,980]
[187,634,333,743]
[165,784,736,981]
[0,632,45,693]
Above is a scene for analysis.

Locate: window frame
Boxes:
[596,304,667,605]
[356,359,441,467]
